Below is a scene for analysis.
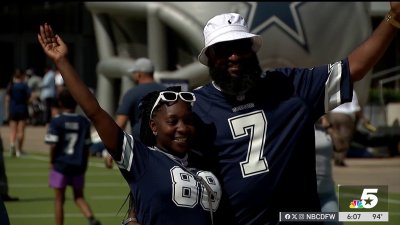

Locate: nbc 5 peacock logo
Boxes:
[349,188,378,209]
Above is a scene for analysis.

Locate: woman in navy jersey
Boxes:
[38,23,230,225]
[5,68,31,157]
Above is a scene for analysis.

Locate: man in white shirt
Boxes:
[328,90,361,166]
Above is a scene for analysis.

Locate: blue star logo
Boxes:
[245,2,308,51]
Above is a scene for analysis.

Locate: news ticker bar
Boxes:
[279,212,388,222]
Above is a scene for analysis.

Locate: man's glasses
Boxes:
[150,91,196,119]
[207,38,253,58]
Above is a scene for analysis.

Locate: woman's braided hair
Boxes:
[122,85,183,221]
[138,85,182,146]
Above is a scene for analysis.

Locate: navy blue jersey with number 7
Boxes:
[44,112,92,175]
[192,59,353,225]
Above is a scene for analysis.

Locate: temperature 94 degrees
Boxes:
[372,213,384,220]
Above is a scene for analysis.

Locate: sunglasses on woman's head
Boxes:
[149,91,196,119]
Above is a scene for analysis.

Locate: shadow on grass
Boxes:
[9,196,54,202]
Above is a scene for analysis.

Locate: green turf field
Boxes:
[4,153,130,225]
[3,153,400,225]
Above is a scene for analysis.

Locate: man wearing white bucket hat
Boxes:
[191,3,400,224]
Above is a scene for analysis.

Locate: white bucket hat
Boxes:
[198,13,263,66]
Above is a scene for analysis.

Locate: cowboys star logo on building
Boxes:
[244,2,308,51]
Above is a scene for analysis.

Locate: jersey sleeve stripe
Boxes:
[44,134,58,143]
[324,61,343,113]
[116,132,134,171]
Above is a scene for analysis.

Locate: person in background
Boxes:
[38,24,230,225]
[55,69,65,94]
[25,68,44,125]
[0,88,19,202]
[101,58,166,167]
[0,194,10,225]
[115,57,166,138]
[190,2,400,224]
[314,115,342,225]
[328,90,365,166]
[39,64,57,125]
[51,69,66,117]
[5,68,31,157]
[0,129,14,225]
[25,68,42,100]
[0,130,19,201]
[44,89,101,225]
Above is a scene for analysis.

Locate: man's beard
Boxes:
[209,54,263,96]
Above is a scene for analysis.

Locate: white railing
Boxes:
[369,66,400,125]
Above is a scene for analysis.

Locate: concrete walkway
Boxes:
[1,125,400,193]
[1,125,48,154]
[332,157,400,193]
